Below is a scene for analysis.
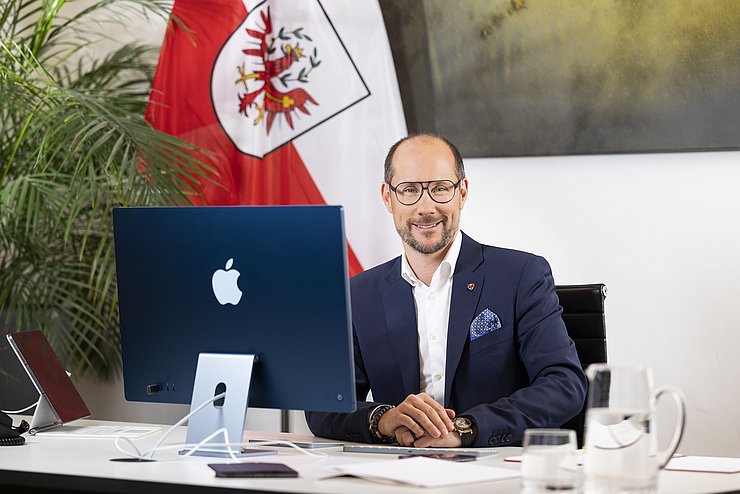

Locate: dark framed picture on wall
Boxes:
[379,0,740,157]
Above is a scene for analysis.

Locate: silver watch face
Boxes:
[454,417,472,430]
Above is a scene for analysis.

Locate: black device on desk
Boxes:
[209,462,299,478]
[0,411,28,446]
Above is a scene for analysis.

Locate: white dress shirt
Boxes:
[400,232,463,406]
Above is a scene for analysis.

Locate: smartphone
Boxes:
[399,453,477,462]
[208,462,299,478]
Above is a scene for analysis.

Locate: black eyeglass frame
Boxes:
[387,178,463,206]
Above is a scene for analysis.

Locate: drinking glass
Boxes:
[521,428,581,493]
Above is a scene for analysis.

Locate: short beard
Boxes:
[398,217,454,255]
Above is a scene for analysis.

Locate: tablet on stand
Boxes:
[6,330,90,434]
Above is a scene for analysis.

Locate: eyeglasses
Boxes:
[387,179,462,206]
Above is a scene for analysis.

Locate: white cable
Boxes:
[145,391,228,459]
[111,392,327,462]
[114,392,241,461]
[1,398,40,414]
[115,436,330,463]
[177,427,238,460]
[114,436,145,460]
[115,436,230,460]
[115,432,244,461]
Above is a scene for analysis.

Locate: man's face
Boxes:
[382,137,468,256]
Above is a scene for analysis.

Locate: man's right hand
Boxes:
[377,393,455,445]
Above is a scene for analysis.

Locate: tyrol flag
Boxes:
[146,0,407,275]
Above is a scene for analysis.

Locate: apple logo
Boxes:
[212,258,243,305]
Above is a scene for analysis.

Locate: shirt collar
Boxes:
[401,231,464,288]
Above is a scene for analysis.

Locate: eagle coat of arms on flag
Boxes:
[212,0,370,158]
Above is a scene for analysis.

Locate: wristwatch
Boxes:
[453,416,476,447]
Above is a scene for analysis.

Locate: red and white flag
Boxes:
[146,0,406,274]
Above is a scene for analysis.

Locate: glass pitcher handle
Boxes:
[653,385,686,468]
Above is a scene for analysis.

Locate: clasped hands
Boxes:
[377,393,459,447]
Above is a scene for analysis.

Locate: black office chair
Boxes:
[556,283,607,446]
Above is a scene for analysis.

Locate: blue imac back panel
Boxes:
[113,206,356,413]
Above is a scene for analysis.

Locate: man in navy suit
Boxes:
[306,134,586,448]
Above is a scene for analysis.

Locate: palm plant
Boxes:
[0,0,209,379]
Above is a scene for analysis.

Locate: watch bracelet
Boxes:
[368,404,395,443]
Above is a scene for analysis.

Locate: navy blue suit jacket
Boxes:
[306,233,587,447]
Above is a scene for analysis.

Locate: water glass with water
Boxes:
[521,428,581,493]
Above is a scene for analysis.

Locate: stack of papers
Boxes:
[323,456,519,488]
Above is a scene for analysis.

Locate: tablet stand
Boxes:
[180,353,260,458]
[28,395,62,433]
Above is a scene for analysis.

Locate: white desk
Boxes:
[2,418,739,494]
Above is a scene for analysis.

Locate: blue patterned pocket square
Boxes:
[470,309,502,341]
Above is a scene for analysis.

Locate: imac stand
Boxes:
[180,353,272,458]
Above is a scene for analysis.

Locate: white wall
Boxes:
[461,151,740,456]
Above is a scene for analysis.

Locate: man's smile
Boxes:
[413,220,442,231]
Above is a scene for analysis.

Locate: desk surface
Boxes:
[2,418,740,494]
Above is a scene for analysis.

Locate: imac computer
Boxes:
[113,205,356,454]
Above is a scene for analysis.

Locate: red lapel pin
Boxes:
[467,283,475,291]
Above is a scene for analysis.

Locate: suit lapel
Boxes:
[444,233,485,406]
[382,260,421,395]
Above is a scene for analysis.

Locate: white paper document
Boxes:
[324,456,519,488]
[36,425,161,439]
[665,456,740,474]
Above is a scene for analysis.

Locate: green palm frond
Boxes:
[0,0,210,379]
